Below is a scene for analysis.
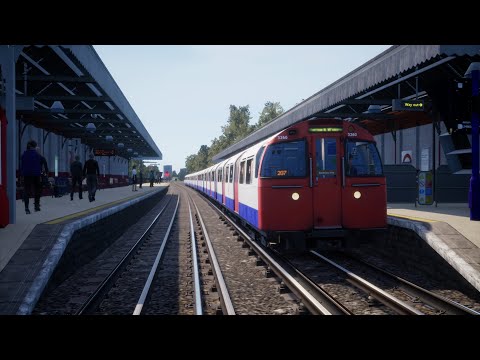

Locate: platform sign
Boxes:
[392,99,425,112]
[94,149,116,156]
[420,148,430,171]
[417,171,433,205]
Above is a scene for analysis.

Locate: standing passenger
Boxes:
[132,166,137,191]
[139,169,143,189]
[83,154,100,202]
[70,155,83,200]
[21,140,42,214]
[149,169,155,187]
[36,147,49,196]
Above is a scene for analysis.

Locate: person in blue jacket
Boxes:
[21,140,42,214]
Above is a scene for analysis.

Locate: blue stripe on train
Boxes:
[222,196,259,229]
[239,202,258,228]
[225,196,234,211]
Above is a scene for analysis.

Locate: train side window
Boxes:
[346,140,383,177]
[239,161,245,184]
[246,158,253,184]
[315,138,337,178]
[255,146,265,178]
[260,139,307,178]
[229,165,233,183]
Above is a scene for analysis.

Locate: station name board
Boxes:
[94,149,116,156]
[392,99,425,112]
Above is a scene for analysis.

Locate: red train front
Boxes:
[258,118,386,247]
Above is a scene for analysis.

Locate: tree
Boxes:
[185,154,198,174]
[185,102,282,173]
[223,105,254,145]
[178,168,187,181]
[185,145,210,173]
[255,101,284,130]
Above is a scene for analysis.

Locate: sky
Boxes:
[93,45,391,173]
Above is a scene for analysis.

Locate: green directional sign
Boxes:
[392,99,425,111]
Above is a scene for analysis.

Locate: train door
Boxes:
[214,168,218,201]
[234,156,241,213]
[312,137,341,228]
[222,165,226,205]
[342,139,386,228]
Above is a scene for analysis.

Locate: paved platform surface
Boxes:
[387,203,480,292]
[0,183,167,272]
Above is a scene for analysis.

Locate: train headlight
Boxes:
[292,192,300,200]
[354,191,361,199]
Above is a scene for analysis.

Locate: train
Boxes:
[185,118,386,250]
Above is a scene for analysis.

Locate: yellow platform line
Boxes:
[387,212,437,223]
[45,193,144,225]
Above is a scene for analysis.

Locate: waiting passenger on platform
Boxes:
[36,147,49,194]
[70,155,83,200]
[139,170,143,189]
[132,166,138,191]
[149,170,155,187]
[83,154,100,202]
[21,140,42,214]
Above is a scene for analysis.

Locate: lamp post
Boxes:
[465,62,480,221]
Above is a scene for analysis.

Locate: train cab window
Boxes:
[239,161,245,184]
[246,158,253,184]
[229,165,234,183]
[316,138,337,178]
[346,140,383,177]
[260,139,307,178]
[255,146,266,178]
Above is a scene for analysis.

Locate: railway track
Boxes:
[308,250,480,315]
[33,182,479,315]
[189,183,480,315]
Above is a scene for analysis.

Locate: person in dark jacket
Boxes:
[21,140,42,214]
[149,170,155,187]
[70,155,83,200]
[83,153,100,202]
[35,146,49,194]
[36,147,49,175]
[139,169,143,189]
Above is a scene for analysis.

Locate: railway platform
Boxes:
[0,183,168,315]
[387,203,480,293]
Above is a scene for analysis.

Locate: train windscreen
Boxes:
[346,140,383,177]
[260,139,307,178]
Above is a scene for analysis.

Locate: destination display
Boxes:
[308,127,343,133]
[94,149,116,156]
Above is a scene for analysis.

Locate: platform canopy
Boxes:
[213,45,480,162]
[13,45,162,159]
